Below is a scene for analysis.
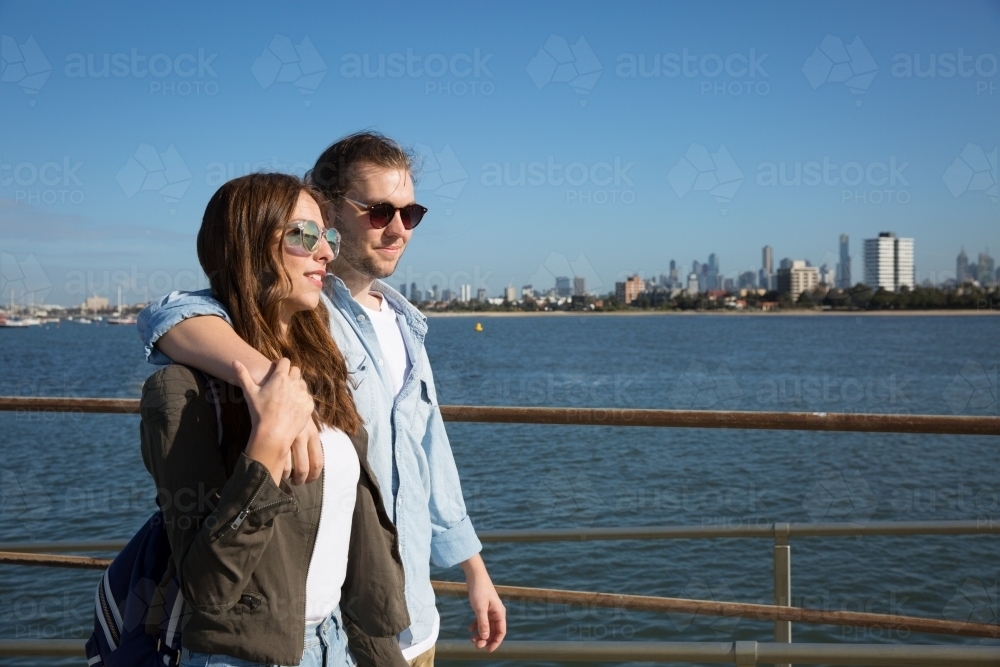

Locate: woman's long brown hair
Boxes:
[197,173,361,467]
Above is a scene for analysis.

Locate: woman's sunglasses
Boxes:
[339,195,428,230]
[284,219,340,258]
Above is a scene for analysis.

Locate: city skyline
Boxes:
[2,2,997,306]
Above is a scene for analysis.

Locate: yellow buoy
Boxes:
[474,322,483,332]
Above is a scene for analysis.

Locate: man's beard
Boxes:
[338,227,400,280]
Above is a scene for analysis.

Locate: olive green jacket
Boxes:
[139,365,410,666]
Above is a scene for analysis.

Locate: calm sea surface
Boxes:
[1,314,997,666]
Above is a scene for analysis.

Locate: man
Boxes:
[137,132,505,666]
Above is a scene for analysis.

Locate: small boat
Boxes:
[106,286,136,325]
[0,317,41,327]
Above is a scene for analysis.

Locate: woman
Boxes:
[139,173,409,667]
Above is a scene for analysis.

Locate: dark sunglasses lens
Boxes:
[368,203,394,228]
[400,205,425,229]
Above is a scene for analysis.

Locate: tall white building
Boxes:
[459,284,471,302]
[864,232,914,291]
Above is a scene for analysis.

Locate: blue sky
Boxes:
[1,0,998,305]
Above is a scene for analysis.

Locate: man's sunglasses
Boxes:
[340,195,428,230]
[284,219,340,258]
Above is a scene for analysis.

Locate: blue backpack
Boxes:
[85,510,188,666]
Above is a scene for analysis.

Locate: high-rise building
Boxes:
[615,275,645,304]
[476,287,487,302]
[761,246,773,290]
[686,272,700,294]
[864,232,914,291]
[738,271,757,289]
[573,276,586,296]
[707,253,719,291]
[504,285,516,302]
[521,285,533,300]
[459,284,471,302]
[441,288,453,302]
[555,276,571,297]
[977,251,995,284]
[409,282,419,302]
[776,260,819,300]
[838,234,851,288]
[819,264,836,285]
[956,248,970,284]
[399,283,408,299]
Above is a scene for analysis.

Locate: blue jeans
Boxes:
[179,608,355,667]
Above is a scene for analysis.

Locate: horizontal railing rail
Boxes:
[2,519,996,555]
[0,639,996,665]
[1,396,998,435]
[2,551,997,640]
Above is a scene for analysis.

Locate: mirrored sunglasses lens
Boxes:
[300,221,322,251]
[324,229,341,256]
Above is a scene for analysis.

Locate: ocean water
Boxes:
[0,314,997,665]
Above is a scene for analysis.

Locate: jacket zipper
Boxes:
[213,469,291,540]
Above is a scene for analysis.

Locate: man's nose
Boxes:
[384,208,408,235]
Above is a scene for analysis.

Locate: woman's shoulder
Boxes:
[140,364,212,418]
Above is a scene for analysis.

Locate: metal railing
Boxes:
[1,396,998,665]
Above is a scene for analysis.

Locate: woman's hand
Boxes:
[233,359,315,486]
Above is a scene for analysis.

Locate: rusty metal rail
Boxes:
[1,551,996,640]
[1,640,997,665]
[2,396,998,435]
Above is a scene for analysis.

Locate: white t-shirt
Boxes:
[304,427,360,623]
[359,292,440,658]
[361,293,411,399]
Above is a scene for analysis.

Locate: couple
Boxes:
[138,132,505,667]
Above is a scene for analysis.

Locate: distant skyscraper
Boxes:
[460,284,471,302]
[762,246,773,290]
[504,285,516,302]
[838,234,851,288]
[410,282,419,302]
[864,232,914,291]
[476,287,487,302]
[573,276,586,296]
[977,251,995,284]
[686,272,700,294]
[555,276,571,297]
[707,253,719,290]
[956,248,969,284]
[399,283,408,299]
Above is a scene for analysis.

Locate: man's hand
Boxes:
[283,419,324,485]
[235,359,315,486]
[460,554,506,652]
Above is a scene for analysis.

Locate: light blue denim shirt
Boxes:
[137,276,482,645]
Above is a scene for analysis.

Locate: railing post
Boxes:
[773,522,791,667]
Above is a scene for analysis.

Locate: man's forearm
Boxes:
[156,316,273,385]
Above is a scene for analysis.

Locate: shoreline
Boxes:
[423,309,1000,317]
